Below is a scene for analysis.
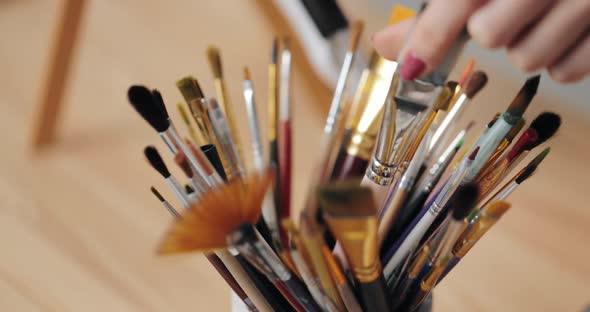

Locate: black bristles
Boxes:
[530,112,561,144]
[451,183,480,220]
[150,186,165,202]
[127,85,170,132]
[185,184,195,194]
[151,89,170,120]
[144,146,170,178]
[506,75,540,118]
[515,165,537,184]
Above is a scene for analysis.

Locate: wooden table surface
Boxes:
[1,0,588,311]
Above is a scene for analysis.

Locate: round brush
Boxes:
[128,86,220,189]
[150,186,181,219]
[144,146,190,207]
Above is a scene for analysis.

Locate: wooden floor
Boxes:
[1,1,589,311]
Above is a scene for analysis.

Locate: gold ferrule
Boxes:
[322,246,346,285]
[268,65,277,140]
[326,216,380,283]
[373,73,400,166]
[453,214,497,258]
[408,246,430,279]
[346,57,399,160]
[421,264,446,291]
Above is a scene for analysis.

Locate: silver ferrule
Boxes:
[162,200,181,219]
[228,234,278,281]
[159,131,179,155]
[165,176,190,208]
[373,72,400,166]
[243,80,264,171]
[366,158,397,185]
[253,237,291,281]
[400,132,430,190]
[325,50,354,135]
[494,181,518,201]
[434,159,472,210]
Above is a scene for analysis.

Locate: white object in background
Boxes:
[272,0,366,91]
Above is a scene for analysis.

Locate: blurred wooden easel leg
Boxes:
[31,0,86,149]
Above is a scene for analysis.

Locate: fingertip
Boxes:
[372,18,415,61]
[548,66,582,84]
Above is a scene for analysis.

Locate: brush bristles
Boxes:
[464,71,488,98]
[348,20,364,52]
[128,85,170,132]
[151,186,165,202]
[185,184,195,194]
[243,67,251,81]
[157,171,273,254]
[530,112,561,144]
[207,46,223,79]
[318,181,376,217]
[433,86,453,111]
[151,89,170,119]
[485,201,511,218]
[176,76,204,104]
[451,183,480,220]
[528,147,551,167]
[506,75,540,117]
[144,146,170,178]
[515,165,537,184]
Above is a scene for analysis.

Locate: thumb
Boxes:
[372,18,416,61]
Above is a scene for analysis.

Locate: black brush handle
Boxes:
[358,275,391,312]
[201,144,227,181]
[299,0,348,38]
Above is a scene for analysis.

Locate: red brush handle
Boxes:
[506,128,538,163]
[278,121,292,244]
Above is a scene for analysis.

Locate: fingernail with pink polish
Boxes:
[400,51,426,80]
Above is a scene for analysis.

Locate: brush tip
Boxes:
[463,71,488,98]
[515,164,537,184]
[127,85,169,132]
[318,182,376,217]
[243,67,251,81]
[530,112,561,144]
[176,76,204,103]
[144,146,170,178]
[185,184,195,194]
[528,146,551,167]
[507,75,540,117]
[150,186,165,202]
[451,183,480,220]
[206,45,222,78]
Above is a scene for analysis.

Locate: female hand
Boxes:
[372,0,590,83]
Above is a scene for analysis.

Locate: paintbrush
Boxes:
[208,98,246,180]
[478,112,560,198]
[128,86,221,188]
[278,38,293,249]
[150,187,258,311]
[177,103,204,146]
[207,45,242,160]
[427,71,488,163]
[176,77,213,143]
[477,147,549,215]
[438,201,512,283]
[319,182,391,312]
[404,184,479,309]
[144,146,190,207]
[477,118,526,179]
[228,223,322,312]
[463,75,540,182]
[458,60,475,87]
[383,147,479,277]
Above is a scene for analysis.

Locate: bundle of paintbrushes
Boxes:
[125,5,562,312]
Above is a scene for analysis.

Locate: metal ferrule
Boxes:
[227,230,278,281]
[325,51,354,135]
[243,80,264,171]
[165,176,190,208]
[366,158,397,185]
[252,238,291,281]
[159,131,179,155]
[161,200,181,219]
[332,218,380,283]
[493,181,518,201]
[209,107,245,179]
[433,159,472,212]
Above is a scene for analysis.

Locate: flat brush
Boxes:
[228,224,321,312]
[406,184,479,309]
[464,75,540,182]
[144,146,190,207]
[176,77,214,144]
[383,147,479,277]
[319,182,391,312]
[477,118,526,179]
[478,112,560,198]
[128,86,220,188]
[207,45,242,160]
